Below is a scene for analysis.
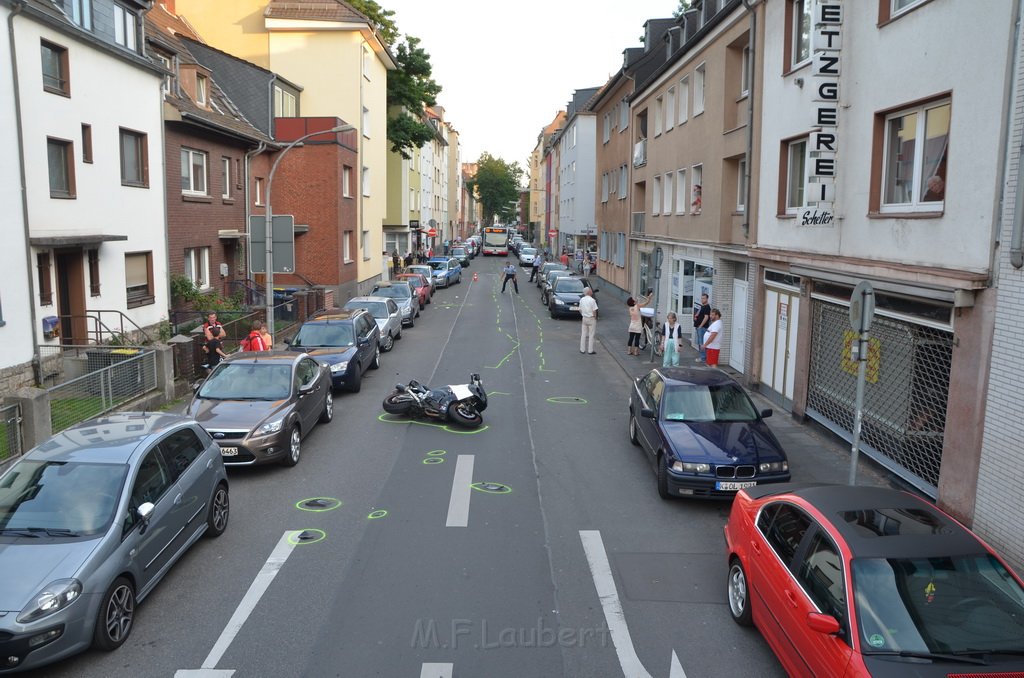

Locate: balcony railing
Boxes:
[633,139,647,168]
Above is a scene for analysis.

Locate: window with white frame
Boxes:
[362,107,370,137]
[616,232,626,267]
[221,157,231,199]
[155,52,173,95]
[654,96,663,136]
[66,0,92,29]
[678,76,689,125]
[691,164,703,214]
[791,0,812,68]
[195,73,208,105]
[663,173,673,214]
[676,168,687,214]
[603,113,611,143]
[362,46,371,79]
[362,229,370,260]
[892,0,927,15]
[343,230,353,262]
[572,124,577,147]
[112,4,137,51]
[180,148,207,194]
[737,158,747,212]
[183,247,210,290]
[620,96,629,130]
[694,64,706,115]
[785,138,808,211]
[881,100,949,209]
[274,85,296,117]
[254,177,264,205]
[601,173,609,203]
[666,87,675,131]
[740,45,751,97]
[362,166,370,196]
[119,128,147,187]
[653,175,662,215]
[344,166,353,198]
[619,163,628,198]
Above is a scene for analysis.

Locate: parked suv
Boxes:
[286,309,381,392]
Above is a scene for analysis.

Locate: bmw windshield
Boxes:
[198,363,293,400]
[660,384,760,423]
[853,554,1024,655]
[0,460,127,537]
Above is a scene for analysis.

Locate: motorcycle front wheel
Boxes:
[449,403,483,428]
[382,392,416,415]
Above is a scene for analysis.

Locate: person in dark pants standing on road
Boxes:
[529,251,545,282]
[501,261,519,294]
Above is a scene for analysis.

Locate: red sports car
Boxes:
[396,273,430,309]
[724,484,1024,677]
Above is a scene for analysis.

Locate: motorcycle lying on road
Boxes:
[382,373,488,428]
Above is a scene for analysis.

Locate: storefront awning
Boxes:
[30,234,128,247]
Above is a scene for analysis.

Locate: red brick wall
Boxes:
[165,123,252,301]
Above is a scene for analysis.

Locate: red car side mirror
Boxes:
[806,612,841,635]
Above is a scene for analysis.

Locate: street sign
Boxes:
[249,215,295,273]
[548,229,557,237]
[849,280,875,333]
[427,228,437,237]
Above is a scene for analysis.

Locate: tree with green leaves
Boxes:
[348,1,443,159]
[466,154,524,226]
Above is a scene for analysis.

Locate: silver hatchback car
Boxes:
[343,296,403,351]
[0,413,229,672]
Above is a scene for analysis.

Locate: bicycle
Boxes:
[640,313,663,358]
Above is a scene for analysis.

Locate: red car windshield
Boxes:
[852,553,1024,655]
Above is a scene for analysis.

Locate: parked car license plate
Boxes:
[716,481,756,490]
[219,446,239,456]
[570,305,579,311]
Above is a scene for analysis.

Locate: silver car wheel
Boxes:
[211,485,229,534]
[728,561,750,624]
[105,583,134,643]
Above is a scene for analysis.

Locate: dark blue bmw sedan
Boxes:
[628,367,790,499]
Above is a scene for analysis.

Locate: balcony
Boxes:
[632,212,645,235]
[633,139,647,168]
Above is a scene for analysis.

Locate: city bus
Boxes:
[482,226,509,256]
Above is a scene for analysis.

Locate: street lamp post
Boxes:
[264,123,354,340]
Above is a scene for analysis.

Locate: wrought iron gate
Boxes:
[806,300,953,496]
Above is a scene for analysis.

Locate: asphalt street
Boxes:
[27,255,889,678]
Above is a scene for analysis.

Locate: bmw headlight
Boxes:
[759,461,789,473]
[330,361,349,373]
[257,418,285,435]
[18,579,82,623]
[673,461,711,473]
[554,298,565,306]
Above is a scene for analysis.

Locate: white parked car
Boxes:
[518,247,538,267]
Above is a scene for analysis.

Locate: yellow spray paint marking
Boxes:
[546,396,588,404]
[426,449,447,456]
[470,482,513,494]
[287,528,326,545]
[294,497,342,512]
[377,413,490,435]
[423,457,445,464]
[367,510,389,520]
[487,391,511,397]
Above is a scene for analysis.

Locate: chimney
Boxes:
[163,0,176,14]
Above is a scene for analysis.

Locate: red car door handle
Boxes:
[751,541,762,555]
[784,589,798,608]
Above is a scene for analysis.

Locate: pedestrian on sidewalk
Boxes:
[257,319,273,350]
[529,251,545,282]
[392,250,401,275]
[702,309,723,367]
[241,321,268,352]
[202,326,229,374]
[626,292,650,355]
[501,261,519,294]
[693,292,711,362]
[579,287,599,354]
[202,311,223,342]
[661,312,683,367]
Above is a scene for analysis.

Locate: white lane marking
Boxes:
[419,663,454,678]
[200,531,298,669]
[445,454,474,527]
[174,671,235,677]
[579,530,654,678]
[670,649,688,678]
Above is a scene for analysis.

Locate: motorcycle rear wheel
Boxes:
[382,392,416,415]
[449,403,483,428]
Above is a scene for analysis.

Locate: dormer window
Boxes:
[155,52,174,95]
[113,4,137,51]
[196,74,208,106]
[64,0,92,30]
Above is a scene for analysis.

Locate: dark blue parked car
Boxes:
[628,367,790,499]
[287,309,380,392]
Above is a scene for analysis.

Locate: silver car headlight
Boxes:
[674,461,711,473]
[18,579,82,623]
[330,361,349,373]
[759,461,789,473]
[257,418,285,435]
[554,298,565,306]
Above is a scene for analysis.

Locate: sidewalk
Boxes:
[591,290,892,489]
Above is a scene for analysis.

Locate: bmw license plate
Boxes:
[716,481,756,491]
[219,446,239,456]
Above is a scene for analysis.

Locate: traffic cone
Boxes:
[473,272,478,282]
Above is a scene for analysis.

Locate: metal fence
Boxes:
[805,300,953,496]
[46,347,158,433]
[0,403,22,465]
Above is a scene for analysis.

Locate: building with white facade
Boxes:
[2,0,167,388]
[750,0,1012,523]
[552,88,599,253]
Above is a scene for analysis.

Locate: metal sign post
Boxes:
[649,247,664,363]
[848,280,875,485]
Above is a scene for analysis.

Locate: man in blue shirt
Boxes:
[501,261,519,294]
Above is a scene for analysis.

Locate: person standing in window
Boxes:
[661,312,682,367]
[702,309,723,367]
[923,175,945,202]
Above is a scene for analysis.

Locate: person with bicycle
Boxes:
[626,292,651,356]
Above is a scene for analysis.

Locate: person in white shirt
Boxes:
[661,312,683,367]
[702,309,723,366]
[501,261,519,294]
[578,287,599,354]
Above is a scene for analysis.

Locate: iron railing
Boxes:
[0,403,22,465]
